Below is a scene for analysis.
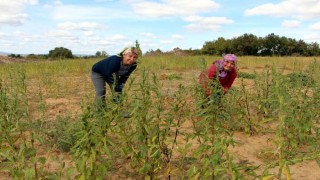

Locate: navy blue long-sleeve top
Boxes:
[91,55,137,92]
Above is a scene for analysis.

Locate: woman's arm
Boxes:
[222,69,237,93]
[208,63,217,79]
[115,63,137,92]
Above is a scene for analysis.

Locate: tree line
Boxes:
[145,33,320,57]
[8,47,109,60]
[7,33,320,60]
[201,33,320,56]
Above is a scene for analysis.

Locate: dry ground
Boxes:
[1,64,319,179]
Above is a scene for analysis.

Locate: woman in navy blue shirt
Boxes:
[91,47,138,109]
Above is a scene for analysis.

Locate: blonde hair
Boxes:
[119,46,138,56]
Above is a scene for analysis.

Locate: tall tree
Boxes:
[48,47,73,59]
[202,41,216,55]
[95,51,102,57]
[293,40,308,56]
[101,50,108,57]
[262,33,281,56]
[233,33,259,56]
[214,37,233,56]
[307,42,320,56]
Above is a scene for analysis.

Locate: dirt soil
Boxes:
[0,65,319,179]
[0,55,26,64]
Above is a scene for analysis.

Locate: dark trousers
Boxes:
[90,70,106,107]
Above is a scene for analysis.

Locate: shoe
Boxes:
[122,111,130,118]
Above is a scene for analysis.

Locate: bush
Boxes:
[45,116,79,152]
[8,54,23,58]
[48,47,73,59]
[284,72,316,88]
[238,72,256,79]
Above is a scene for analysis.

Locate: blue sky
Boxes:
[1,0,320,55]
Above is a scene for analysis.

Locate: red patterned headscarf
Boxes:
[216,54,237,77]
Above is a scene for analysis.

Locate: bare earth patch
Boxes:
[1,67,319,179]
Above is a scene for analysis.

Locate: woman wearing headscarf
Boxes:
[198,54,238,102]
[91,47,138,109]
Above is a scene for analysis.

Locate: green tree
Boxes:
[48,47,73,59]
[278,36,290,56]
[261,33,281,56]
[95,51,101,57]
[293,40,308,56]
[26,54,39,60]
[8,54,23,58]
[214,37,233,56]
[101,50,108,57]
[201,41,216,55]
[201,37,234,56]
[306,42,320,56]
[95,50,108,57]
[233,33,259,55]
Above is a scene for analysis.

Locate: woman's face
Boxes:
[123,52,137,65]
[222,60,236,71]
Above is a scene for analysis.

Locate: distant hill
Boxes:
[0,55,26,64]
[0,51,10,55]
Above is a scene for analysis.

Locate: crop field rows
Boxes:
[0,56,319,179]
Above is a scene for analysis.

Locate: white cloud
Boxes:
[46,30,80,43]
[96,34,129,48]
[43,0,63,8]
[309,22,320,30]
[141,42,158,50]
[183,16,233,31]
[47,30,71,37]
[124,41,135,46]
[140,32,156,39]
[282,20,300,28]
[52,6,106,20]
[110,34,127,41]
[0,32,9,38]
[244,3,289,17]
[303,33,320,42]
[57,22,105,31]
[2,0,319,54]
[160,40,174,44]
[0,30,52,54]
[26,0,37,5]
[244,0,320,20]
[0,14,28,26]
[13,31,23,35]
[171,34,184,40]
[51,5,133,21]
[0,0,38,26]
[95,0,116,2]
[83,31,94,36]
[132,0,220,18]
[52,0,62,6]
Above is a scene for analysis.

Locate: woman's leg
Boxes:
[90,70,106,108]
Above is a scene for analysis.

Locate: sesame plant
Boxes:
[159,83,189,179]
[259,63,320,179]
[70,103,116,179]
[182,60,249,179]
[254,66,273,118]
[0,67,42,178]
[186,79,256,179]
[113,68,171,178]
[237,78,258,135]
[0,55,319,179]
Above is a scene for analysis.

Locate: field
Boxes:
[0,55,319,179]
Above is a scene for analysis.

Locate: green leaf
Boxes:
[38,157,46,164]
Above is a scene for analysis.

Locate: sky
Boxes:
[1,0,320,55]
